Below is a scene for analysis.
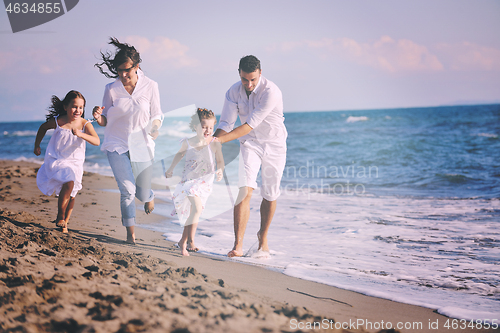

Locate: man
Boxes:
[215,55,287,257]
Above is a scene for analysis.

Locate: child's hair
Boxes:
[46,90,86,121]
[189,108,216,132]
[95,37,142,79]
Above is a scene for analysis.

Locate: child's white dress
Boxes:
[36,117,89,198]
[171,138,216,226]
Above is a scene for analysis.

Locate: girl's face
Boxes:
[117,59,139,86]
[197,118,216,139]
[64,98,85,121]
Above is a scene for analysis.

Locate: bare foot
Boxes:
[257,231,269,252]
[179,240,189,256]
[187,240,198,252]
[126,229,136,245]
[57,221,68,233]
[227,249,244,257]
[144,200,154,214]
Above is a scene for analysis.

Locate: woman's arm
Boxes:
[149,119,162,140]
[33,118,56,155]
[92,106,107,126]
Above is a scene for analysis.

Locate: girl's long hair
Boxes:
[95,37,142,79]
[46,90,86,121]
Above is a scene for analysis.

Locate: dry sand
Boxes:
[0,160,496,333]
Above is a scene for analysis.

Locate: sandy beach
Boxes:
[0,160,497,333]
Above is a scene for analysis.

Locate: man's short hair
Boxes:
[239,55,261,73]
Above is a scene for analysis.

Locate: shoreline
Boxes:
[1,160,497,332]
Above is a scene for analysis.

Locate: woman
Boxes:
[93,37,163,244]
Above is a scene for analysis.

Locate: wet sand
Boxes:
[1,160,495,333]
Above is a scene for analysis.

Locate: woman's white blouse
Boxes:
[101,69,163,162]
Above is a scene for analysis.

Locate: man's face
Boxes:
[239,69,261,93]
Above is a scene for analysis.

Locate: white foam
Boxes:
[147,191,500,320]
[346,116,369,123]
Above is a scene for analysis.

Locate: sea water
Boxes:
[1,104,499,320]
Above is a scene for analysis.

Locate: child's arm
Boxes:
[165,140,188,178]
[73,120,100,146]
[33,119,56,156]
[212,141,225,181]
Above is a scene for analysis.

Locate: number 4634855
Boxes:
[5,3,61,14]
[444,319,498,330]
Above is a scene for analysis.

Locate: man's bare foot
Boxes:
[187,240,198,252]
[144,201,154,214]
[227,249,244,257]
[257,231,269,252]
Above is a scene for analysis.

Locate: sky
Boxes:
[1,0,500,122]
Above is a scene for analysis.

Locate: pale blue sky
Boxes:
[1,0,499,122]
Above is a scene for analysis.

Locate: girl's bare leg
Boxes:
[179,196,202,256]
[64,196,75,225]
[56,181,74,233]
[126,226,135,244]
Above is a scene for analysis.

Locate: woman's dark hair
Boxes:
[46,90,86,121]
[189,108,216,132]
[95,37,142,79]
[239,55,261,73]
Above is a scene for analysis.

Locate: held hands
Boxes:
[165,170,174,178]
[34,146,41,156]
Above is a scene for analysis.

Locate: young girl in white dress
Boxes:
[165,108,224,256]
[34,90,100,233]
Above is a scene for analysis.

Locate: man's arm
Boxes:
[215,123,252,144]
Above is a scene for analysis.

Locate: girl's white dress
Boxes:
[172,138,216,226]
[36,117,89,198]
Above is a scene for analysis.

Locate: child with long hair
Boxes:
[165,108,224,256]
[34,90,100,233]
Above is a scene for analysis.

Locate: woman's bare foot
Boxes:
[126,227,136,245]
[179,239,189,256]
[187,240,198,252]
[57,220,68,233]
[144,200,154,214]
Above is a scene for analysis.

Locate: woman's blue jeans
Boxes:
[106,151,154,227]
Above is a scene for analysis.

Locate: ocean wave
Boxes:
[476,133,498,139]
[3,130,38,137]
[436,173,474,184]
[163,129,193,138]
[13,156,43,164]
[346,116,369,123]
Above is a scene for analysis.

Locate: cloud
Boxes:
[269,36,444,73]
[435,42,500,71]
[124,36,198,70]
[0,48,66,74]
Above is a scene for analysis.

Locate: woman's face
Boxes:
[117,59,139,86]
